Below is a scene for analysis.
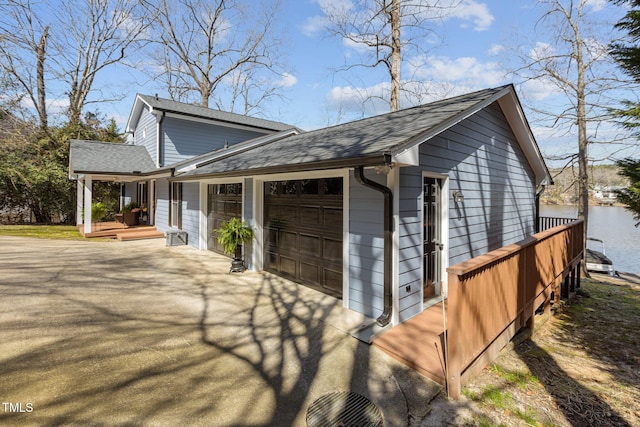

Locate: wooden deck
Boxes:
[373,301,448,386]
[78,222,165,241]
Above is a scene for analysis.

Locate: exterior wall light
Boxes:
[453,191,464,203]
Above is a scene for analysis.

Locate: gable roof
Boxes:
[69,140,156,176]
[125,94,296,134]
[180,85,551,185]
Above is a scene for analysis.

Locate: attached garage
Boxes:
[207,183,242,255]
[263,178,343,298]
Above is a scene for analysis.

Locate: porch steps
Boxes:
[372,301,448,387]
[116,228,165,241]
[79,223,164,241]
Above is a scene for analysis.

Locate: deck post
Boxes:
[446,272,461,399]
[76,179,84,226]
[83,175,93,235]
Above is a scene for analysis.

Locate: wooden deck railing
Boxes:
[537,215,577,233]
[445,220,584,398]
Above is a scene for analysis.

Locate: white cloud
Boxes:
[530,42,555,61]
[451,0,494,31]
[520,78,560,101]
[488,44,505,56]
[277,73,298,88]
[407,55,506,88]
[586,0,608,12]
[301,14,331,37]
[304,0,494,38]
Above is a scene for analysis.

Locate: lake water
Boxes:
[540,205,640,274]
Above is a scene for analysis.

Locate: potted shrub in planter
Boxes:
[116,201,140,226]
[215,218,254,273]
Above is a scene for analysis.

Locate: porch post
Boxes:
[83,175,93,234]
[76,179,84,226]
[446,271,461,399]
[149,180,155,226]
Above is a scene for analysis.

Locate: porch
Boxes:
[373,219,584,398]
[78,221,164,241]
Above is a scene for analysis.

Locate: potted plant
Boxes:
[215,217,254,272]
[117,201,141,226]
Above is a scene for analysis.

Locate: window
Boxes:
[170,182,182,228]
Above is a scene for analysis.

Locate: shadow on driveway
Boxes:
[0,236,439,426]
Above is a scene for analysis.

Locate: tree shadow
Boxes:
[514,338,632,426]
[0,237,416,426]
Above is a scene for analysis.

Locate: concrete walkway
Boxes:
[0,236,441,426]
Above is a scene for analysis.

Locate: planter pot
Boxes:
[229,246,245,273]
[230,258,246,273]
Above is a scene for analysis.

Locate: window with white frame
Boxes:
[170,182,182,228]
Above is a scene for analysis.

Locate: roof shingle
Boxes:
[137,95,295,132]
[182,86,509,177]
[69,140,156,175]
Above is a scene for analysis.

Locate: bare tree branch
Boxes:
[141,0,287,113]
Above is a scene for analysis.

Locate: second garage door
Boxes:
[264,178,343,298]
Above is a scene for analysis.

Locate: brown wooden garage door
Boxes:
[264,178,343,298]
[208,183,242,255]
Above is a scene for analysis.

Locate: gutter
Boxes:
[355,164,393,327]
[534,185,546,233]
[157,111,166,167]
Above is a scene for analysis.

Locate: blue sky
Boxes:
[91,0,636,165]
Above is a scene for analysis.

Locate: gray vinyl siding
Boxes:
[180,182,200,248]
[397,172,423,321]
[349,169,385,318]
[133,106,158,166]
[155,179,170,233]
[162,116,268,165]
[396,102,535,321]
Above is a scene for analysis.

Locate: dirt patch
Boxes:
[421,272,640,427]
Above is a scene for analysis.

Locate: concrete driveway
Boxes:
[0,236,440,426]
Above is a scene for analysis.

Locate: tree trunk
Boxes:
[575,13,590,276]
[390,0,401,112]
[36,27,49,132]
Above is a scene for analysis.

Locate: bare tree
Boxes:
[142,0,287,112]
[315,0,463,113]
[514,0,636,265]
[52,0,151,126]
[0,0,150,128]
[0,1,49,131]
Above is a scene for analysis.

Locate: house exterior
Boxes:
[69,85,551,327]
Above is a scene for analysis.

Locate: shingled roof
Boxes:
[126,94,295,134]
[180,85,548,180]
[69,140,156,176]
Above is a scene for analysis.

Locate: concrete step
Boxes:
[116,230,165,241]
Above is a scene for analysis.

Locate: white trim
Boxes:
[251,177,264,272]
[497,93,551,186]
[341,168,350,309]
[76,180,83,226]
[83,175,93,234]
[388,166,401,326]
[156,112,163,168]
[253,168,346,182]
[199,182,208,250]
[149,180,156,226]
[421,171,450,311]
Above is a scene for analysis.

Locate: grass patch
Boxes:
[490,365,538,389]
[0,225,85,240]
